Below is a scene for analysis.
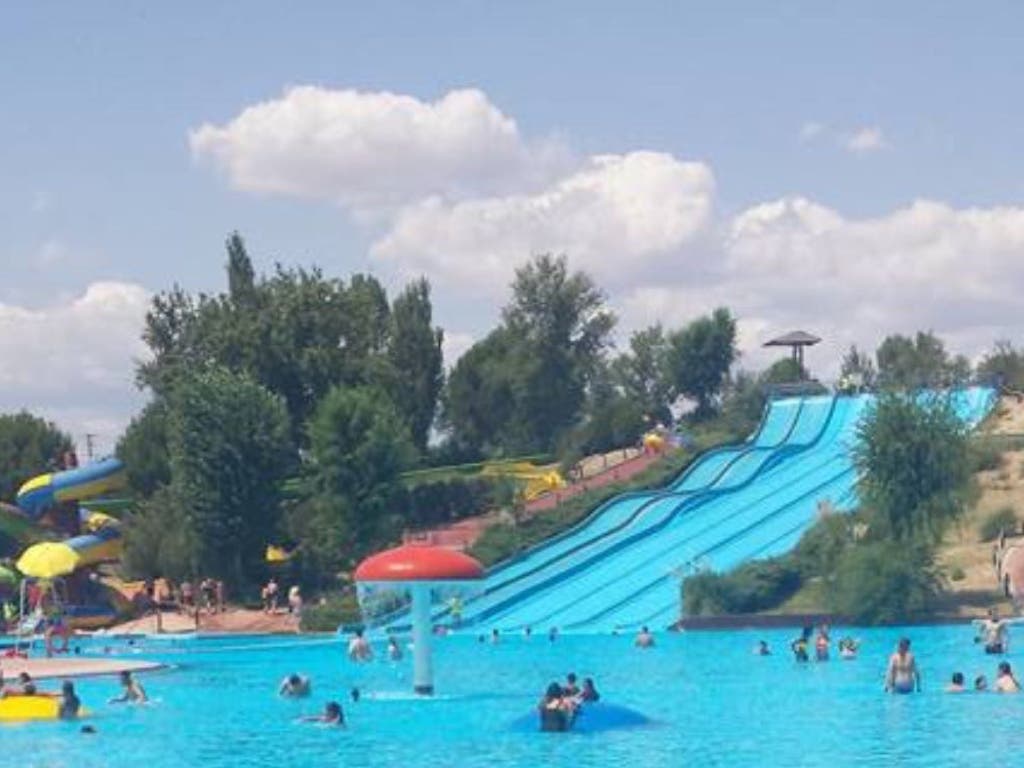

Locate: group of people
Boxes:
[0,669,147,722]
[785,624,858,662]
[279,672,347,727]
[946,663,1020,693]
[261,578,303,618]
[176,577,226,615]
[537,673,601,732]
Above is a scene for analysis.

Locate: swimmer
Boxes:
[563,673,580,698]
[110,671,148,703]
[491,628,500,644]
[973,608,1009,654]
[278,673,311,698]
[579,677,600,703]
[58,680,81,720]
[634,626,655,648]
[814,625,830,661]
[350,687,360,703]
[387,637,403,661]
[975,675,988,692]
[755,640,771,656]
[347,629,373,662]
[524,626,532,638]
[537,682,576,733]
[301,701,345,726]
[946,672,966,693]
[548,627,559,643]
[791,629,810,663]
[885,638,921,694]
[838,637,859,659]
[995,661,1021,693]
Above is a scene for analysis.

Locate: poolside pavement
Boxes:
[1,656,163,680]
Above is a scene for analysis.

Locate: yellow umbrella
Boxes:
[265,545,294,564]
[16,542,81,579]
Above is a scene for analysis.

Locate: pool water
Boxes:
[5,624,1024,768]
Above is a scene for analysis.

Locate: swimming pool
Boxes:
[4,624,1024,767]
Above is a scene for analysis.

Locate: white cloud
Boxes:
[798,121,824,142]
[372,151,715,292]
[843,126,889,154]
[0,282,151,454]
[190,86,568,210]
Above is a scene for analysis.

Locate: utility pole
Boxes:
[85,433,97,462]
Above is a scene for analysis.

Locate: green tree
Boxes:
[854,393,971,542]
[665,308,738,419]
[828,541,942,624]
[502,254,616,451]
[116,402,170,498]
[875,331,952,389]
[225,231,256,305]
[839,344,876,387]
[760,357,805,386]
[0,412,72,502]
[719,370,766,437]
[386,278,444,451]
[978,340,1024,389]
[613,324,673,424]
[291,387,416,581]
[165,367,292,584]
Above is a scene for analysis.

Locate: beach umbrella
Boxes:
[16,541,81,579]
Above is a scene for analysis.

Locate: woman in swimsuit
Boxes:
[995,661,1021,693]
[885,637,921,694]
[537,683,576,732]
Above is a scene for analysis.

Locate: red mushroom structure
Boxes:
[355,544,484,695]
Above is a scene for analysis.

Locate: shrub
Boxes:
[827,541,942,624]
[970,442,1004,473]
[683,557,802,616]
[949,565,966,581]
[299,592,363,632]
[979,506,1018,542]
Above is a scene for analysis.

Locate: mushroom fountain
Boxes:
[354,543,483,695]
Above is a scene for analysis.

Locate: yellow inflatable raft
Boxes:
[0,694,89,722]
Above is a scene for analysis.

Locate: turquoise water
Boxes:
[7,624,1024,767]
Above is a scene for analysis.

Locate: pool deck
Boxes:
[1,657,164,680]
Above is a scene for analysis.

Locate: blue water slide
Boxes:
[480,395,846,631]
[365,398,804,632]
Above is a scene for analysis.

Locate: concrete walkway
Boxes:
[2,657,163,680]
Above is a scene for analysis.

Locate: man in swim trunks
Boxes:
[974,608,1009,654]
[885,637,921,693]
[634,626,655,648]
[563,673,580,698]
[347,629,373,662]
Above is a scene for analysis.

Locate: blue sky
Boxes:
[2,1,1024,451]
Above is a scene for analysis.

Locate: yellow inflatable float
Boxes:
[0,694,89,722]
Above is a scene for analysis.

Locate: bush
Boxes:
[398,476,501,528]
[299,592,363,632]
[970,442,1004,473]
[683,557,802,616]
[827,541,941,624]
[949,565,966,581]
[979,506,1018,542]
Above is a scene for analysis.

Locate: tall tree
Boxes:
[166,367,292,584]
[387,278,444,451]
[116,401,170,498]
[502,254,616,450]
[839,344,876,388]
[665,308,738,419]
[225,231,256,305]
[875,331,952,389]
[978,340,1024,389]
[291,387,416,579]
[0,413,72,502]
[613,324,673,425]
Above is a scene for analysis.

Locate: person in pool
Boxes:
[563,673,580,697]
[995,661,1021,693]
[578,677,600,703]
[814,625,830,661]
[58,680,80,720]
[387,637,403,661]
[755,640,771,656]
[537,683,576,732]
[885,638,921,694]
[302,701,345,726]
[634,626,655,648]
[347,630,373,662]
[491,628,500,644]
[279,674,311,698]
[838,637,859,659]
[110,671,148,703]
[974,608,1009,654]
[791,628,811,662]
[975,675,988,692]
[946,672,966,693]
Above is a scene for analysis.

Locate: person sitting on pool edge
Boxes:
[995,661,1021,693]
[58,680,81,720]
[885,638,921,694]
[634,626,655,648]
[946,672,966,693]
[301,701,345,726]
[279,673,311,698]
[538,683,576,732]
[110,671,148,703]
